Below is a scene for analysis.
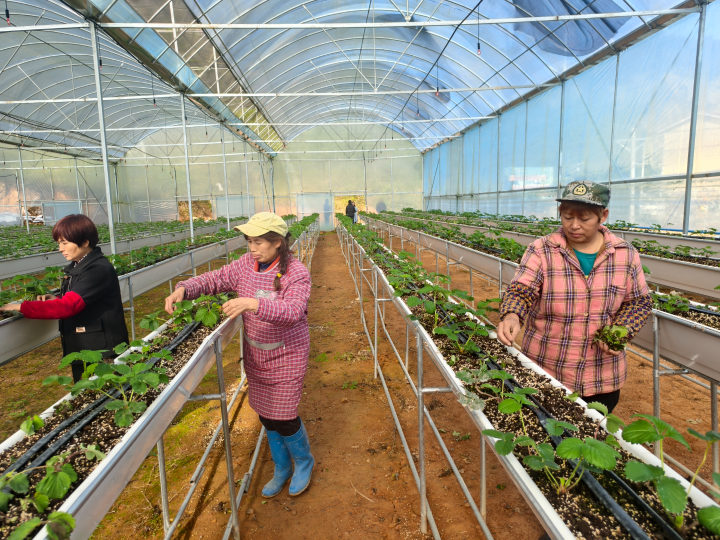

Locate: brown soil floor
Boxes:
[382,229,719,493]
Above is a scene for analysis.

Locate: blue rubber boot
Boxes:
[262,430,292,498]
[282,420,315,496]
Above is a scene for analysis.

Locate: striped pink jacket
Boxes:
[177,252,311,419]
[500,226,652,396]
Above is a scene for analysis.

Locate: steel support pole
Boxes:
[373,268,379,380]
[179,95,194,241]
[128,276,135,340]
[90,23,116,254]
[213,339,240,540]
[244,142,251,215]
[144,164,152,222]
[221,131,231,231]
[480,434,487,520]
[713,381,719,474]
[17,148,29,233]
[417,331,427,534]
[653,313,661,457]
[157,436,171,534]
[74,158,82,214]
[557,80,565,206]
[682,2,707,235]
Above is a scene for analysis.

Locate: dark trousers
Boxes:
[259,415,301,437]
[581,389,621,414]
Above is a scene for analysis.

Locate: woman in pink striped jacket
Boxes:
[164,212,314,498]
[497,181,652,414]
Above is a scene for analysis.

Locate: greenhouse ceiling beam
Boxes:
[0,117,489,134]
[0,85,558,105]
[0,9,699,33]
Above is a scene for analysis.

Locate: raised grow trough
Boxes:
[337,214,720,540]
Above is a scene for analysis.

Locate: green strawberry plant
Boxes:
[621,414,720,533]
[593,325,629,351]
[0,444,105,540]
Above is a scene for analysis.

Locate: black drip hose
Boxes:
[2,321,200,478]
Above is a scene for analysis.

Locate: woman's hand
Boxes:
[36,294,57,301]
[222,298,259,319]
[497,313,521,346]
[164,287,186,314]
[0,303,22,312]
[595,340,623,357]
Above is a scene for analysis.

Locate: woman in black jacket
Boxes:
[0,215,129,382]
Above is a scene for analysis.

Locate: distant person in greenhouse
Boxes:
[345,200,358,223]
[164,212,314,498]
[0,214,129,383]
[496,181,652,414]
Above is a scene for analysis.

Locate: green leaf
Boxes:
[58,352,82,369]
[605,434,621,449]
[688,429,720,443]
[698,506,720,535]
[537,443,555,462]
[514,436,535,447]
[587,401,608,416]
[405,296,422,308]
[582,438,619,470]
[482,429,511,441]
[515,387,538,395]
[656,476,687,515]
[631,414,691,450]
[606,414,626,434]
[555,438,584,460]
[0,491,13,512]
[20,417,36,436]
[544,419,576,436]
[622,419,663,444]
[36,465,76,500]
[113,342,129,355]
[494,438,516,456]
[93,363,114,377]
[7,517,42,540]
[423,300,436,314]
[131,380,148,395]
[113,364,131,376]
[104,400,125,411]
[523,455,547,471]
[498,398,522,414]
[713,472,720,489]
[128,401,147,414]
[82,445,106,461]
[114,408,134,427]
[42,375,72,387]
[46,512,76,540]
[564,391,579,402]
[32,492,49,513]
[8,473,29,494]
[624,460,664,482]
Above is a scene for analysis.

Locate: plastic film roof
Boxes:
[0,0,689,158]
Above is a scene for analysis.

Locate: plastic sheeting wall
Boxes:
[424,7,720,231]
[273,125,423,230]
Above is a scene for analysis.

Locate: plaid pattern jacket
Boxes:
[177,253,311,419]
[500,226,652,396]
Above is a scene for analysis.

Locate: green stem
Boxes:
[687,442,710,496]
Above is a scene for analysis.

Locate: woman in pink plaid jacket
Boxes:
[497,181,652,414]
[165,212,314,499]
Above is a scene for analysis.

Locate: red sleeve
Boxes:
[20,291,86,320]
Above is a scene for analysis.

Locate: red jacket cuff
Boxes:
[20,291,86,319]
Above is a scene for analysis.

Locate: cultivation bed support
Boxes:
[338,223,494,539]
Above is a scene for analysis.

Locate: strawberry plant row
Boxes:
[368,212,720,301]
[339,215,720,539]
[0,217,247,260]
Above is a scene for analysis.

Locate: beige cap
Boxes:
[234,212,288,237]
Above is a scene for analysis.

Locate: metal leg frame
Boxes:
[157,332,244,540]
[337,224,494,539]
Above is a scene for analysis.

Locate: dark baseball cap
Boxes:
[557,181,610,207]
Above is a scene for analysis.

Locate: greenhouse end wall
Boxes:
[423,4,720,230]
